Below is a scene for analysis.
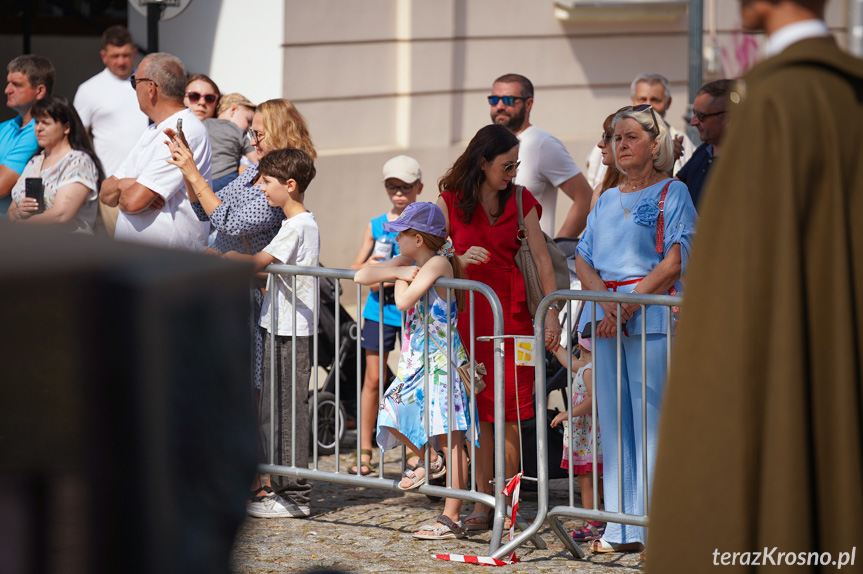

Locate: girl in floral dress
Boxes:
[552,329,605,541]
[353,202,475,540]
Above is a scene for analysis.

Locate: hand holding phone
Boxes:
[175,118,189,148]
[24,178,45,214]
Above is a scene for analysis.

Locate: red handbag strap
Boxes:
[655,180,672,254]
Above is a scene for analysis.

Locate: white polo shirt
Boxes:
[114,108,211,251]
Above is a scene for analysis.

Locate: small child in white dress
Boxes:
[552,328,605,541]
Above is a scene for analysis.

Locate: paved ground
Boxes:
[230,447,644,573]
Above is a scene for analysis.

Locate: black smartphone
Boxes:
[24,177,45,214]
[176,118,184,143]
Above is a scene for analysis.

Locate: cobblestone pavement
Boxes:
[230,448,643,573]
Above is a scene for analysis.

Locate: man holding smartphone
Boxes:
[0,54,54,217]
[99,52,211,252]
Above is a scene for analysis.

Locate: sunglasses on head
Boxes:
[632,104,660,134]
[186,91,218,105]
[487,95,526,106]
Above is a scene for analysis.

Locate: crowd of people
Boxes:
[4,0,853,564]
[0,25,707,554]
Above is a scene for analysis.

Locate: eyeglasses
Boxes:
[385,183,417,194]
[186,91,218,105]
[632,103,660,134]
[487,95,526,106]
[129,76,158,89]
[247,128,264,144]
[503,160,520,173]
[693,109,727,122]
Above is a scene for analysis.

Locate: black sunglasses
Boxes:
[487,95,526,106]
[129,75,158,89]
[693,109,727,122]
[632,104,660,134]
[187,91,218,105]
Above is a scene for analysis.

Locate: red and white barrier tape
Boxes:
[432,472,523,566]
[431,554,513,566]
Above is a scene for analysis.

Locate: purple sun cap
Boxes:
[382,202,447,238]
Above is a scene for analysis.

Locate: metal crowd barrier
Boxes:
[258,264,545,555]
[495,290,681,561]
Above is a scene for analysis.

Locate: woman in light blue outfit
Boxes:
[575,104,697,555]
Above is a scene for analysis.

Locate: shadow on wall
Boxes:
[0,34,116,122]
[128,0,224,80]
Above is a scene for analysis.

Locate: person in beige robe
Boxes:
[648,1,863,571]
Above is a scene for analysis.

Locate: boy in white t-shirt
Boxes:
[224,148,319,518]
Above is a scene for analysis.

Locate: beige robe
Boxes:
[648,37,863,572]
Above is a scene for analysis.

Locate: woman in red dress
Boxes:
[436,124,562,529]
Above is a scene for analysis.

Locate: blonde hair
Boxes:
[402,229,466,312]
[257,99,317,160]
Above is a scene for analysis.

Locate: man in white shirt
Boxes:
[585,73,696,188]
[74,26,150,237]
[99,52,211,252]
[489,74,593,238]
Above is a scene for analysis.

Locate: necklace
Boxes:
[619,173,661,218]
[619,183,649,219]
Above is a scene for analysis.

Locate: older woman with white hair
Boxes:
[574,104,696,555]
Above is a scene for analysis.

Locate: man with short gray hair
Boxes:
[585,72,695,188]
[100,52,211,251]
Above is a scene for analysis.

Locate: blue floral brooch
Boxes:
[632,199,660,227]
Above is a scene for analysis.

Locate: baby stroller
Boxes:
[311,271,394,455]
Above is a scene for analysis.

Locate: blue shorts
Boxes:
[361,319,401,353]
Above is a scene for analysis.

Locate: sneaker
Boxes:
[572,521,605,541]
[247,490,310,519]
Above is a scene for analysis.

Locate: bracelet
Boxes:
[193,185,210,197]
[548,301,562,311]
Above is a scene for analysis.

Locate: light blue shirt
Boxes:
[361,212,403,327]
[0,116,38,216]
[577,179,697,334]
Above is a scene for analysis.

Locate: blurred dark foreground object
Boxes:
[0,223,258,574]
